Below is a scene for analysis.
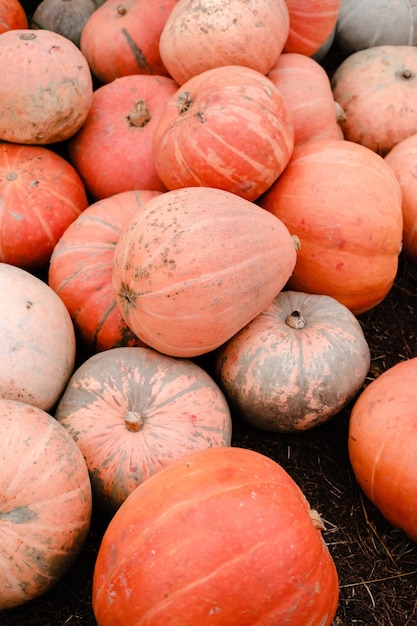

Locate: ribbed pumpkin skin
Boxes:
[348,357,417,541]
[55,346,232,514]
[112,186,298,357]
[0,29,93,144]
[49,190,161,353]
[0,399,92,609]
[152,65,294,202]
[215,290,370,432]
[0,143,88,271]
[260,139,403,314]
[0,263,76,411]
[31,0,96,48]
[283,0,341,56]
[92,446,339,626]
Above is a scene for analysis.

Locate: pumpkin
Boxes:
[348,357,417,541]
[0,0,28,33]
[49,190,161,353]
[112,186,298,357]
[80,0,178,84]
[267,52,344,146]
[335,0,417,53]
[0,142,88,272]
[260,138,403,314]
[0,29,93,145]
[331,45,417,156]
[283,0,341,56]
[92,446,339,625]
[0,263,76,411]
[152,65,294,201]
[0,398,92,609]
[385,133,417,263]
[55,346,232,514]
[68,74,178,200]
[158,0,290,85]
[30,0,96,48]
[215,290,371,432]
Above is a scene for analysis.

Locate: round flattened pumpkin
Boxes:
[0,399,92,609]
[215,290,371,432]
[55,346,232,514]
[92,446,339,626]
[112,186,298,357]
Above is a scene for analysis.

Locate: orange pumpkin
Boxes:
[215,290,371,432]
[112,186,298,357]
[80,0,178,83]
[0,263,76,411]
[0,142,88,272]
[68,74,178,200]
[260,138,403,314]
[0,29,93,144]
[49,190,161,353]
[331,45,417,156]
[92,446,339,625]
[159,0,290,85]
[0,399,92,609]
[0,0,28,33]
[152,65,294,201]
[348,357,417,541]
[55,346,232,514]
[267,52,344,146]
[283,0,341,56]
[384,133,417,263]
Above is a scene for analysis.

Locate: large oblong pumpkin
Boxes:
[112,186,298,357]
[92,446,339,626]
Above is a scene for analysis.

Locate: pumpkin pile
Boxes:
[1,0,417,624]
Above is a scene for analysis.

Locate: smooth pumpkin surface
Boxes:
[0,399,92,609]
[260,139,403,314]
[0,142,88,271]
[215,290,371,432]
[152,65,294,201]
[348,357,417,541]
[331,45,417,156]
[0,29,93,144]
[55,346,232,514]
[92,446,339,625]
[0,263,76,411]
[31,0,97,47]
[159,0,290,85]
[112,186,298,357]
[49,190,160,353]
[0,0,28,32]
[283,0,341,56]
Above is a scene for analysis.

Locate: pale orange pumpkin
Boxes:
[55,346,232,514]
[0,399,92,609]
[260,138,403,314]
[283,0,341,56]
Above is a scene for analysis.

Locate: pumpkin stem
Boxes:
[125,410,144,432]
[309,508,325,531]
[285,310,306,329]
[128,99,151,127]
[177,91,192,115]
[117,4,127,16]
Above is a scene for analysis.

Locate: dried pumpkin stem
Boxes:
[125,410,144,432]
[285,310,306,329]
[309,508,325,531]
[128,99,151,127]
[177,91,192,115]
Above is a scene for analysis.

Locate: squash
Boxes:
[152,65,294,202]
[92,446,339,625]
[0,0,28,33]
[159,0,290,85]
[215,290,371,432]
[0,399,92,609]
[0,29,93,145]
[331,45,417,156]
[49,190,161,353]
[385,133,417,263]
[55,346,232,514]
[80,0,178,83]
[283,0,341,56]
[112,186,298,357]
[68,74,178,200]
[260,138,403,314]
[0,142,88,272]
[267,52,344,146]
[348,357,417,541]
[30,0,96,48]
[0,263,76,411]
